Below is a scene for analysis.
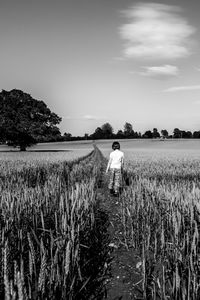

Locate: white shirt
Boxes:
[107,149,124,170]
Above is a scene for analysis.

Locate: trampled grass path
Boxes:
[97,152,143,300]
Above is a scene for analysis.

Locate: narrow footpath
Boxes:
[96,152,143,300]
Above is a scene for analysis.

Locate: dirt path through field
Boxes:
[97,151,143,300]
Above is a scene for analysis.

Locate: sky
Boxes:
[0,0,200,135]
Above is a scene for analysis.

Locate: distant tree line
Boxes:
[1,89,200,151]
[61,123,200,141]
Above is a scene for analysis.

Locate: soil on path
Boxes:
[97,154,143,300]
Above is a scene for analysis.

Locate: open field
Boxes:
[1,139,200,162]
[95,139,200,159]
[1,139,200,299]
[0,141,93,162]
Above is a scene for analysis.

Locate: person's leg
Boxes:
[113,169,121,195]
[108,168,114,193]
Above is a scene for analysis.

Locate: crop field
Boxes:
[0,147,110,299]
[119,157,200,299]
[100,139,200,299]
[0,141,93,163]
[1,139,200,299]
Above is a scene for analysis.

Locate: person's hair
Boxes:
[112,141,120,150]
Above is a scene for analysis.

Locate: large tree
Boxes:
[0,89,62,151]
[173,128,181,138]
[152,128,160,138]
[91,127,104,139]
[124,122,134,138]
[143,130,153,138]
[116,130,124,139]
[63,132,72,141]
[193,131,200,138]
[101,123,113,139]
[161,129,168,138]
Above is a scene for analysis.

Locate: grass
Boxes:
[0,148,110,299]
[1,139,200,299]
[119,154,200,299]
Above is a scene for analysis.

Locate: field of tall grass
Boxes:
[0,147,110,300]
[119,153,200,299]
[0,141,93,163]
[1,139,200,299]
[97,140,200,299]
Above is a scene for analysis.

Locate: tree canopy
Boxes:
[0,89,62,150]
[90,123,114,139]
[161,129,168,138]
[152,128,160,138]
[124,122,134,138]
[101,123,113,139]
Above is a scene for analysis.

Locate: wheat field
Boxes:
[1,139,200,299]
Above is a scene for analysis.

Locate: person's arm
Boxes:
[121,154,124,172]
[106,154,112,173]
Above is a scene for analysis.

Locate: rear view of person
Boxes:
[106,141,124,196]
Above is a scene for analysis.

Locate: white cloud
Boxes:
[164,85,200,92]
[120,3,195,60]
[140,64,179,78]
[82,115,99,120]
[62,115,104,121]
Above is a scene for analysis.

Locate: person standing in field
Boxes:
[106,141,124,196]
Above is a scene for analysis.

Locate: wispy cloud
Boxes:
[139,65,179,78]
[61,116,74,120]
[62,115,105,121]
[120,3,195,60]
[82,115,100,120]
[164,85,200,92]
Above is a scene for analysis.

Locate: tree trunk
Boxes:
[20,145,26,151]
